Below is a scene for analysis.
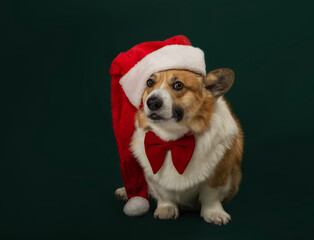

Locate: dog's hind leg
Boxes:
[199,183,231,225]
[114,187,128,202]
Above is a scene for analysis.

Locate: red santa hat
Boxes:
[110,35,206,109]
[109,35,206,216]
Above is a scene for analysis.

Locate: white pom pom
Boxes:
[123,197,149,217]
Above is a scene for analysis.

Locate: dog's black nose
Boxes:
[147,97,163,111]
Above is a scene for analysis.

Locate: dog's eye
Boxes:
[146,79,155,88]
[172,81,184,91]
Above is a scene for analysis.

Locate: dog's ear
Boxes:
[203,68,234,98]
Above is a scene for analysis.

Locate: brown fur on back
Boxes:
[208,100,244,203]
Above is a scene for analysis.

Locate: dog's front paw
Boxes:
[201,208,231,225]
[114,187,128,202]
[154,205,179,220]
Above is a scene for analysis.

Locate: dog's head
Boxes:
[139,68,234,134]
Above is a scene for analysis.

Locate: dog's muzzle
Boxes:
[145,89,183,122]
[146,96,164,120]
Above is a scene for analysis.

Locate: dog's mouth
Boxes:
[147,106,184,122]
[148,113,165,121]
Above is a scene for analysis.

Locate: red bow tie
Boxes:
[144,131,195,175]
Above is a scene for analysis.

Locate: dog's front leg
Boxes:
[154,199,179,220]
[148,180,179,220]
[199,184,231,225]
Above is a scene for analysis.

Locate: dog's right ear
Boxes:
[203,68,234,98]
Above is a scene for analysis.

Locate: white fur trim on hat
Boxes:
[119,44,206,108]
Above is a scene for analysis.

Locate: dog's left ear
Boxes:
[203,68,234,98]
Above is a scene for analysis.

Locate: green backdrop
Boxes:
[2,0,314,239]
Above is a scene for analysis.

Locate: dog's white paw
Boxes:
[123,197,149,217]
[114,187,128,202]
[154,205,179,220]
[201,208,231,225]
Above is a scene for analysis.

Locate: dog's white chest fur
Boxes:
[131,98,239,203]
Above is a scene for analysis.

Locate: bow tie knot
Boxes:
[162,142,173,149]
[144,131,195,174]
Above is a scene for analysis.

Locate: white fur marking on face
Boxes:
[160,72,167,89]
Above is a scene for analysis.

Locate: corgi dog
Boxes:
[116,68,243,225]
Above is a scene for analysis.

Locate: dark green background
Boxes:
[2,0,314,239]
